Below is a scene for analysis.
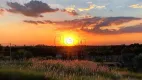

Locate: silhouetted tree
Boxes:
[12,49,33,60]
[133,53,142,70]
[0,44,2,51]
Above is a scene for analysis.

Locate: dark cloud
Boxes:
[23,20,54,25]
[119,25,142,33]
[7,1,59,17]
[61,9,79,16]
[23,17,142,34]
[78,17,142,34]
[24,20,39,25]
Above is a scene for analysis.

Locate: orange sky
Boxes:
[0,21,142,46]
[0,0,142,46]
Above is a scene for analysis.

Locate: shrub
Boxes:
[12,49,33,60]
[0,69,45,80]
[133,53,142,69]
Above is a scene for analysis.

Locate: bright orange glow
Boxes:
[60,32,79,46]
[64,37,75,46]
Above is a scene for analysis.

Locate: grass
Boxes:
[0,69,45,80]
[0,59,141,80]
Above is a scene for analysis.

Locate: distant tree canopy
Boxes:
[12,49,33,60]
[0,43,142,58]
[0,44,2,51]
[133,53,142,69]
[0,43,142,71]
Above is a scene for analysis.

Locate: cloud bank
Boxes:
[7,0,59,17]
[23,17,142,34]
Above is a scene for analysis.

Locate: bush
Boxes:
[0,69,45,80]
[12,49,33,60]
[133,53,142,70]
[94,57,104,62]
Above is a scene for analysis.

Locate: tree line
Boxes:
[0,43,142,71]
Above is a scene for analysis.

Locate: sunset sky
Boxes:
[0,0,142,46]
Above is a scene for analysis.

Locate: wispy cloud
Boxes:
[61,9,78,16]
[78,14,93,19]
[23,20,54,25]
[78,4,105,12]
[61,5,79,16]
[129,4,142,8]
[7,1,59,17]
[78,4,95,11]
[100,19,142,31]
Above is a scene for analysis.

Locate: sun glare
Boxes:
[64,37,74,46]
[60,32,79,46]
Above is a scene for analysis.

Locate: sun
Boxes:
[60,32,79,46]
[64,37,74,46]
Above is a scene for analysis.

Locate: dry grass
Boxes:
[0,59,141,80]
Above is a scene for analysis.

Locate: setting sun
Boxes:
[64,37,75,46]
[59,32,79,46]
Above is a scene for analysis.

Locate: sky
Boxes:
[0,0,142,46]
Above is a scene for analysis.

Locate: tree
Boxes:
[0,44,2,51]
[12,49,33,60]
[133,53,142,70]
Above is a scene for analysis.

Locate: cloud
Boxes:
[61,5,79,16]
[78,4,105,12]
[119,25,142,33]
[24,20,41,25]
[78,14,93,19]
[78,4,95,11]
[129,4,142,8]
[100,19,142,31]
[0,9,4,14]
[23,17,142,34]
[61,9,78,16]
[23,20,54,25]
[79,17,142,34]
[7,0,59,17]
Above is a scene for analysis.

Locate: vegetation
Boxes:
[0,59,141,80]
[11,49,33,60]
[133,53,142,71]
[1,43,142,57]
[0,69,45,80]
[0,43,142,80]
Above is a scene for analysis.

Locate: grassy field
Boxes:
[0,59,141,80]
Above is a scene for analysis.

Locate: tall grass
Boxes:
[0,69,45,80]
[0,59,141,80]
